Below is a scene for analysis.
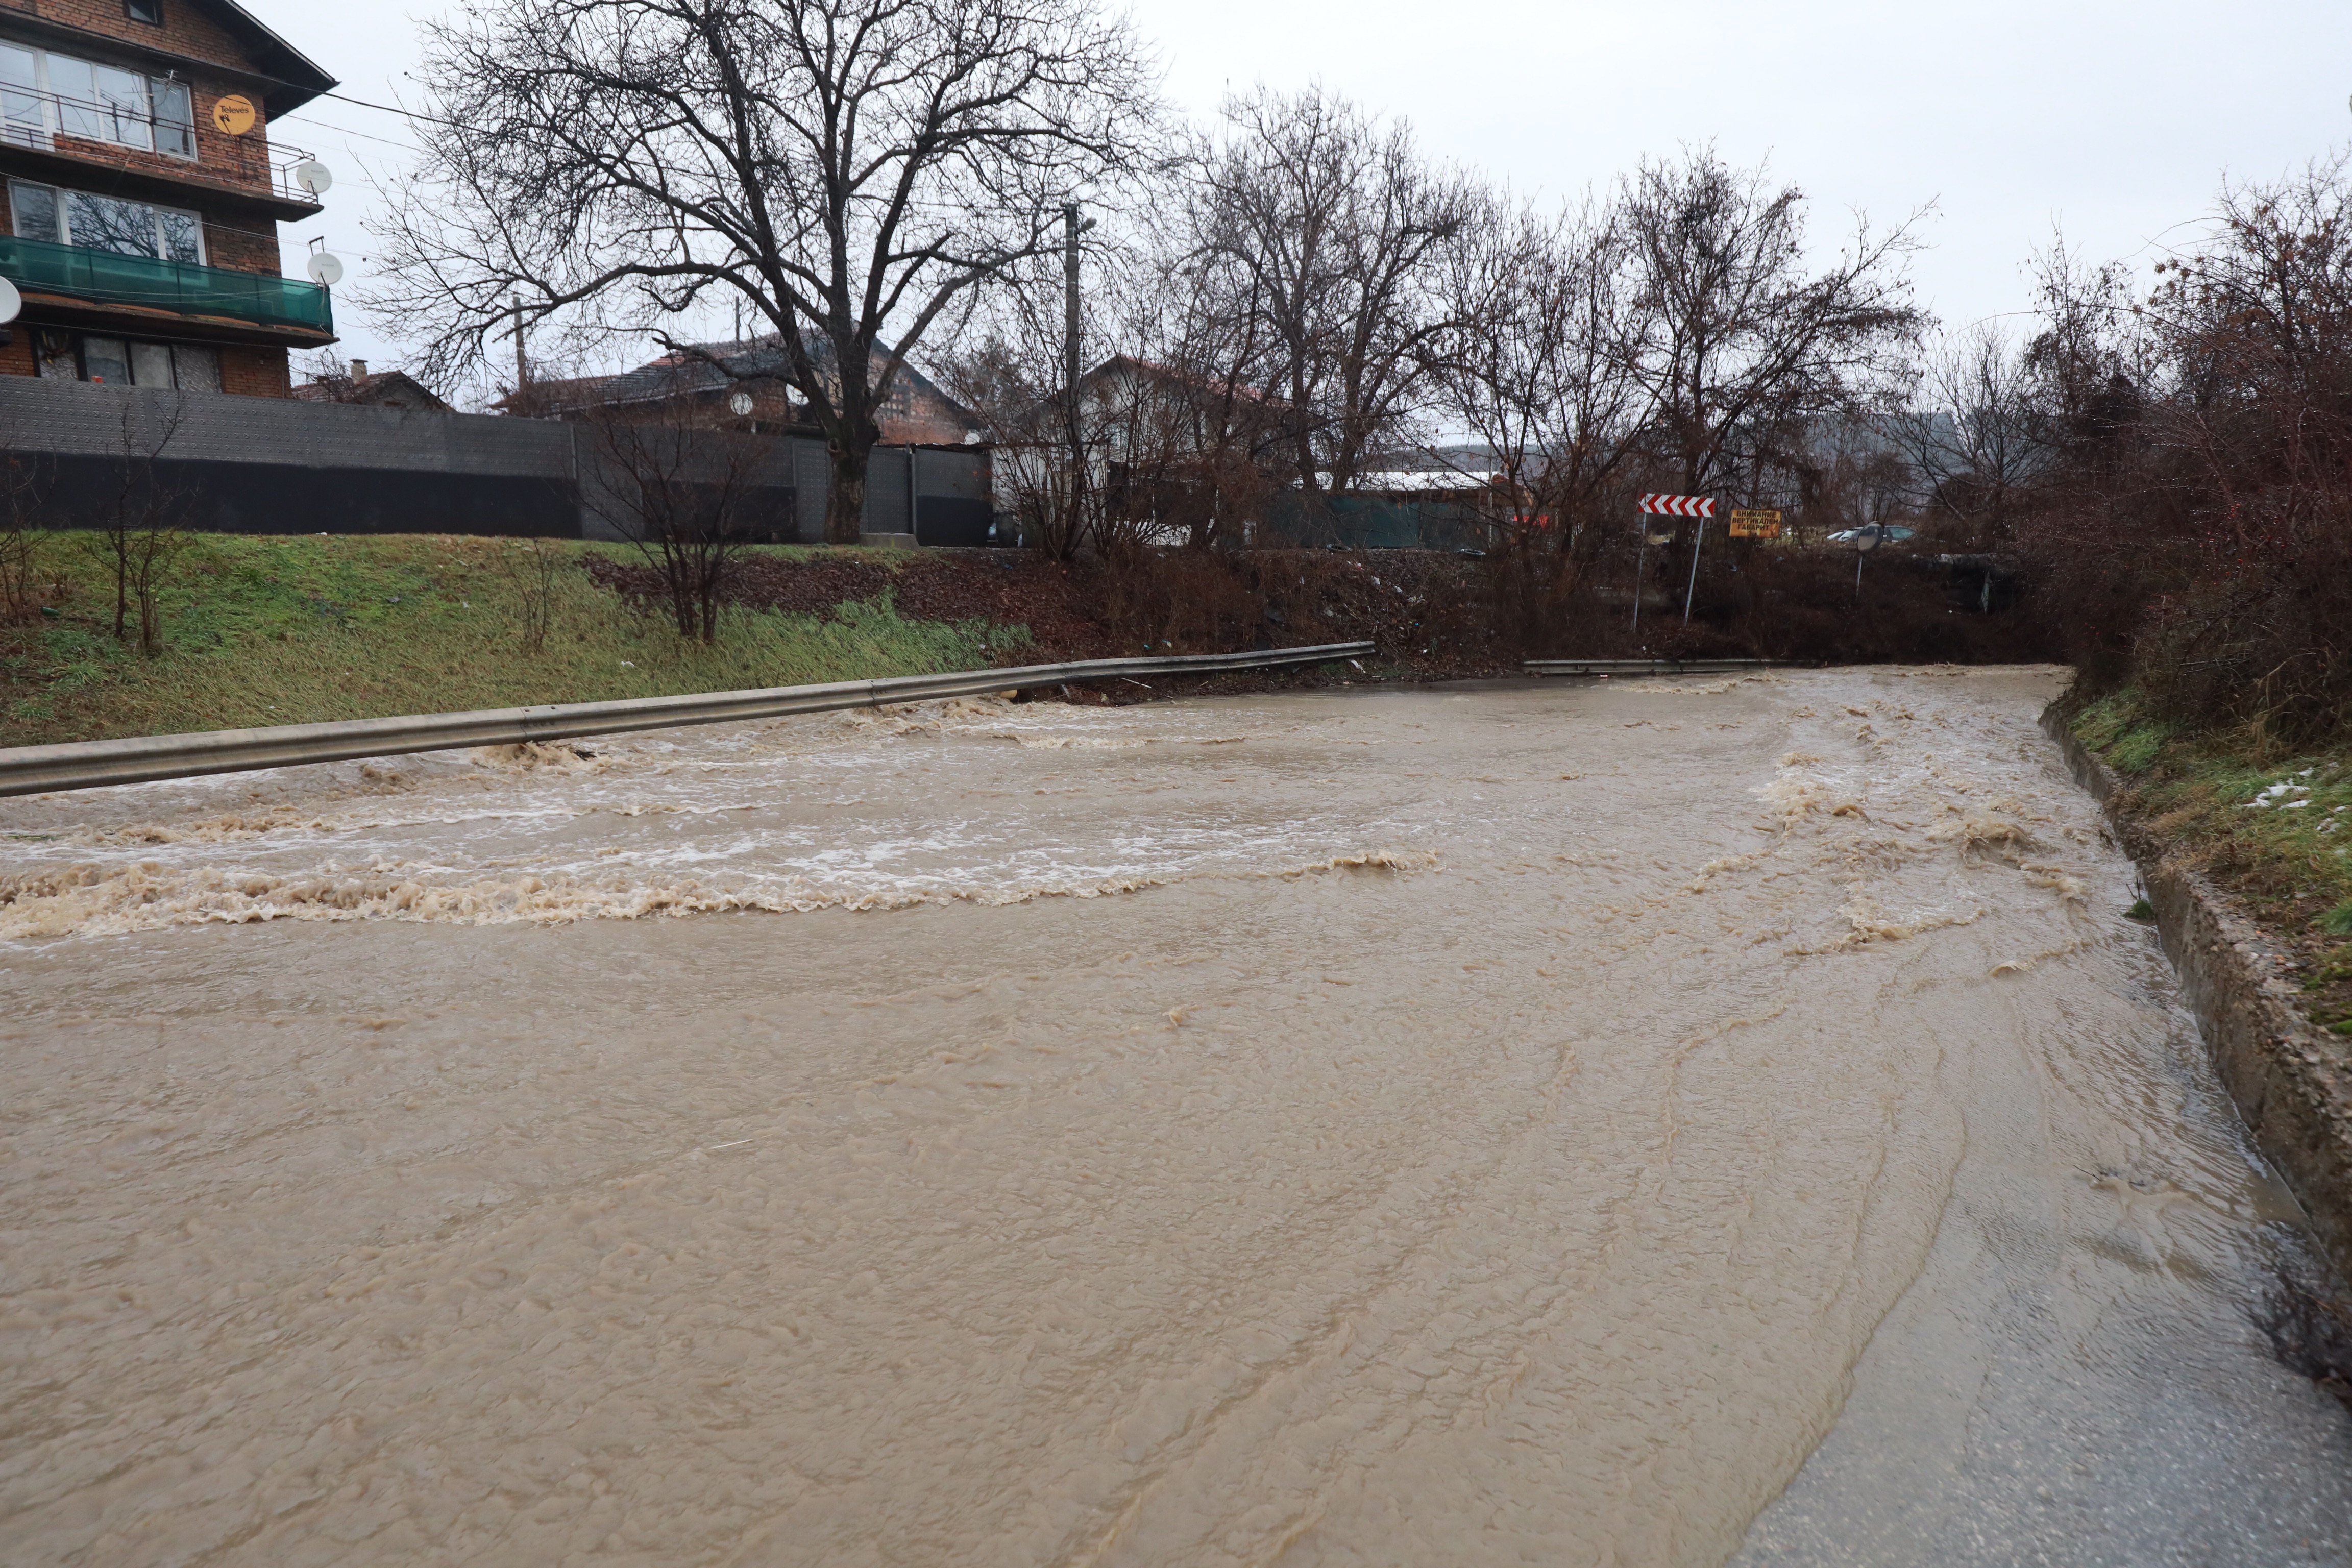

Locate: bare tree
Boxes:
[586,407,764,642]
[938,230,1292,556]
[1184,88,1479,519]
[1882,323,2045,549]
[2013,159,2352,738]
[933,248,1104,559]
[1436,195,1650,544]
[79,395,188,656]
[1619,148,1927,507]
[373,0,1158,544]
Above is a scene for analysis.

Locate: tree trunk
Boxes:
[826,443,868,545]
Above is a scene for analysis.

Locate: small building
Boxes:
[0,0,339,397]
[290,360,449,412]
[499,334,979,446]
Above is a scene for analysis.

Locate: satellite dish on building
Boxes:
[0,277,21,326]
[728,390,754,417]
[305,251,345,287]
[292,161,332,197]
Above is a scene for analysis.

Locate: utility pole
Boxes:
[511,295,527,403]
[1063,202,1082,425]
[1063,202,1083,507]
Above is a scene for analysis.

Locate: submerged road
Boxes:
[2,668,2346,1565]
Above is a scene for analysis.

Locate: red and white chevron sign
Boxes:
[1638,493,1716,518]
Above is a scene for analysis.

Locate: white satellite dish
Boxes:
[0,277,21,326]
[728,390,754,417]
[292,161,332,197]
[305,251,344,287]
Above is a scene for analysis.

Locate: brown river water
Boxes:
[3,668,2349,1565]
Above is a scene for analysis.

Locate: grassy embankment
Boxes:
[2071,690,2352,1029]
[0,533,1014,749]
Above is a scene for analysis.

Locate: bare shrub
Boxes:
[491,537,564,655]
[586,409,763,644]
[0,446,47,623]
[78,395,188,656]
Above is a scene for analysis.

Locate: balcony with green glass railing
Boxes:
[0,235,333,335]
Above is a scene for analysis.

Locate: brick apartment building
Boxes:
[0,0,336,399]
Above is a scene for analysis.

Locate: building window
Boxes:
[81,335,131,387]
[37,330,217,388]
[0,43,196,160]
[0,47,41,150]
[127,1,165,23]
[151,80,192,158]
[34,328,74,379]
[9,180,207,263]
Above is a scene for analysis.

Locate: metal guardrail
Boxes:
[1524,658,1809,676]
[0,642,1375,799]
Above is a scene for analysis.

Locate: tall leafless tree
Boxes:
[1881,322,2045,549]
[372,0,1158,544]
[1436,196,1649,541]
[1183,88,1478,520]
[1619,148,1927,508]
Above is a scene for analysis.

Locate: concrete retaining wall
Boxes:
[2044,703,2352,1275]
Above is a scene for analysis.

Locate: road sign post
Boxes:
[1852,522,1883,594]
[1636,494,1719,626]
[1633,494,1713,634]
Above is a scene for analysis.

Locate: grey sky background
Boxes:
[243,0,2352,391]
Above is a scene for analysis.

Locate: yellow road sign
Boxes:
[1728,508,1782,539]
[212,94,257,136]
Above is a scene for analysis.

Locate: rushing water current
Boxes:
[3,668,2349,1566]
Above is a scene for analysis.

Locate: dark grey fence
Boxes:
[0,377,993,545]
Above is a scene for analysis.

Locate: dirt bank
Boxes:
[585,544,2057,697]
[585,547,1507,700]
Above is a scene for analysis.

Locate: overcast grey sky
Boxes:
[243,0,2352,384]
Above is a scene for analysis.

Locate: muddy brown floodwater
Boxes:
[3,668,2349,1566]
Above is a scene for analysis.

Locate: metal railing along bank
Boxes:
[0,643,1375,799]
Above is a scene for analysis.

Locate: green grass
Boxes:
[1,533,1020,747]
[2071,688,2352,940]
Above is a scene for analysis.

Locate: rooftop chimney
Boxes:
[350,359,369,379]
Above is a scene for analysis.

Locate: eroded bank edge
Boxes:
[2042,702,2352,1275]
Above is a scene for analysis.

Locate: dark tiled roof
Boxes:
[555,335,970,423]
[291,369,450,412]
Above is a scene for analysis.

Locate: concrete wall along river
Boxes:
[1,669,2348,1564]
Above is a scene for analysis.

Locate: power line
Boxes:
[281,111,422,154]
[320,89,467,131]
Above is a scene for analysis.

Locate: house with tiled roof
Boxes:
[289,359,448,412]
[497,334,978,446]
